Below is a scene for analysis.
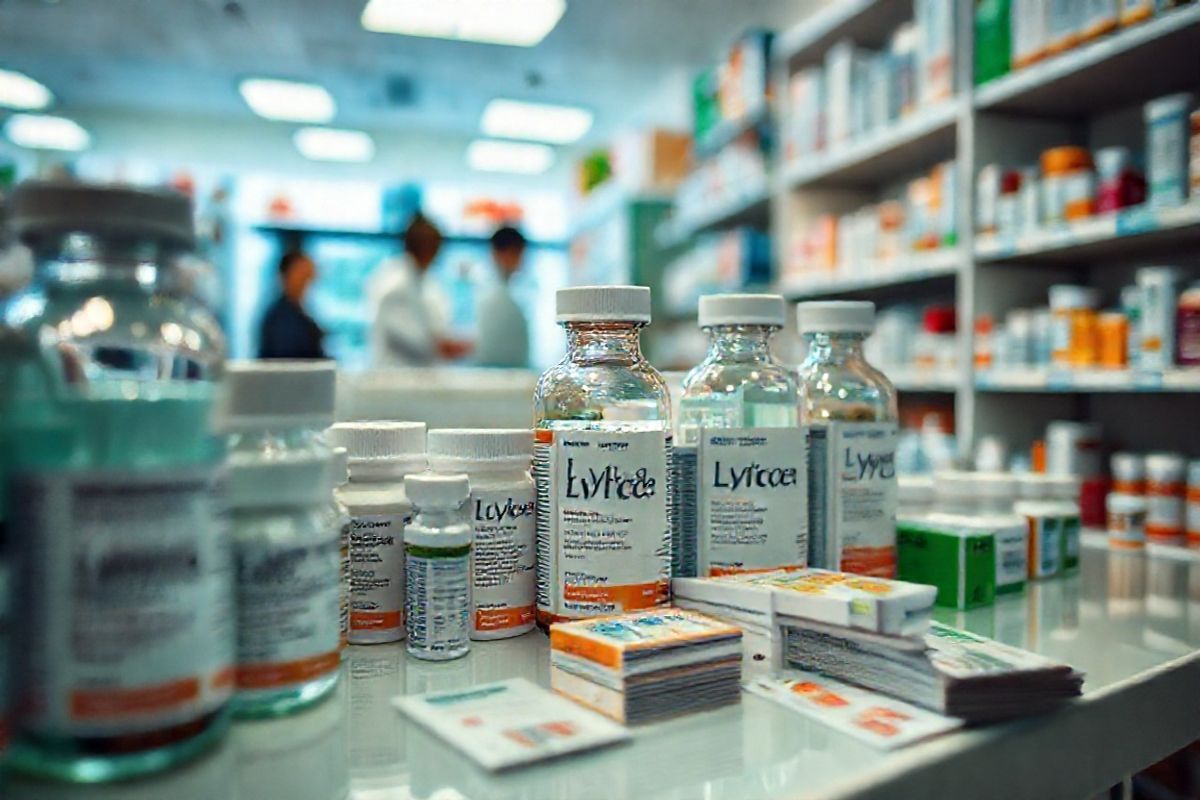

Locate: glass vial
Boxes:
[404,473,472,661]
[1,181,231,781]
[676,294,805,577]
[533,286,673,627]
[427,429,536,640]
[329,421,427,644]
[797,301,899,577]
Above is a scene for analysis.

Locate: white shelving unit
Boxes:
[769,0,1200,456]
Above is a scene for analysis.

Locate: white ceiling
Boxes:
[0,0,818,181]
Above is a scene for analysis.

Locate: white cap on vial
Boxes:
[227,452,334,509]
[215,360,337,433]
[556,285,651,323]
[405,472,470,510]
[1048,284,1100,311]
[328,421,426,479]
[796,301,875,334]
[427,429,532,469]
[698,294,786,328]
[1110,452,1144,482]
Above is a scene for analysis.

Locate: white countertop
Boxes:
[6,542,1200,800]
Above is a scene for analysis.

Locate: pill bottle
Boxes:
[1,181,231,781]
[1097,311,1128,369]
[677,294,805,577]
[1049,285,1100,368]
[1041,146,1095,224]
[1016,474,1062,580]
[1046,420,1102,479]
[404,473,472,662]
[427,428,536,640]
[1144,92,1194,209]
[1137,267,1182,371]
[1107,492,1147,550]
[1145,452,1186,546]
[329,421,427,644]
[228,449,341,717]
[1186,459,1200,548]
[973,472,1028,595]
[1095,146,1146,213]
[218,360,337,463]
[1111,452,1145,496]
[330,447,351,655]
[1176,282,1200,366]
[533,286,673,626]
[1046,475,1083,571]
[798,301,898,577]
[898,475,935,520]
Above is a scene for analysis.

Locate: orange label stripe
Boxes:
[352,611,402,631]
[475,606,534,631]
[237,651,340,690]
[71,677,200,720]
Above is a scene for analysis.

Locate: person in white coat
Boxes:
[474,225,530,368]
[367,215,470,367]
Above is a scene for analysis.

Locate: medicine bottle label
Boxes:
[469,487,536,638]
[1025,516,1062,578]
[1187,484,1200,546]
[13,468,234,737]
[405,552,469,656]
[235,536,341,693]
[1145,487,1184,544]
[678,427,808,578]
[806,422,897,577]
[994,523,1028,594]
[534,427,672,624]
[349,513,410,640]
[339,513,350,651]
[1107,509,1146,550]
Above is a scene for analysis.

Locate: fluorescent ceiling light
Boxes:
[481,98,592,144]
[4,113,89,151]
[239,78,336,123]
[467,139,554,174]
[362,0,566,47]
[0,69,53,110]
[293,127,375,162]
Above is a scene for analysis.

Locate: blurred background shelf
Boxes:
[976,368,1200,393]
[776,0,913,68]
[778,248,961,299]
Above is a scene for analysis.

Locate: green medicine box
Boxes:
[897,523,997,610]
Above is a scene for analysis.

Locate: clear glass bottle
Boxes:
[676,294,805,577]
[214,360,341,718]
[797,301,899,577]
[404,473,472,662]
[533,286,672,627]
[0,181,231,781]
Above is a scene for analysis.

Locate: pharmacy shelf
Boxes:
[695,105,771,158]
[10,547,1194,800]
[888,367,959,393]
[783,100,958,189]
[778,248,961,300]
[977,368,1200,393]
[659,184,772,248]
[974,4,1200,115]
[975,202,1200,265]
[775,0,912,68]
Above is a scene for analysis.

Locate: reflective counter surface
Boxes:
[4,540,1199,800]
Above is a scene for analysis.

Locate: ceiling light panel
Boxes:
[0,69,53,110]
[239,78,336,123]
[467,139,554,175]
[4,113,89,151]
[293,127,375,162]
[481,98,592,144]
[362,0,566,47]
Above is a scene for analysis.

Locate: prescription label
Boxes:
[469,487,536,637]
[349,513,409,639]
[534,427,672,624]
[13,467,234,737]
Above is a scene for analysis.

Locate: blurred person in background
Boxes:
[258,249,326,359]
[367,213,471,366]
[475,225,530,368]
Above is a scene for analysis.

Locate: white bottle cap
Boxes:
[698,294,786,328]
[328,421,426,479]
[427,429,532,469]
[215,360,337,433]
[1046,475,1080,501]
[556,285,651,323]
[405,472,470,509]
[227,452,333,509]
[1110,452,1144,482]
[1048,285,1099,311]
[1016,473,1050,500]
[1135,266,1182,287]
[796,301,875,334]
[1145,452,1185,480]
[331,446,350,487]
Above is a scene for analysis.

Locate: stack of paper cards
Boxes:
[549,608,743,724]
[783,621,1084,722]
[394,678,630,771]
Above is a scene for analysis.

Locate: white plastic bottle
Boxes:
[974,472,1028,596]
[1107,492,1147,550]
[228,449,341,717]
[1188,459,1200,549]
[404,473,472,662]
[797,301,899,577]
[1145,452,1186,546]
[330,446,351,655]
[533,286,673,626]
[676,294,806,577]
[329,421,427,644]
[427,428,536,640]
